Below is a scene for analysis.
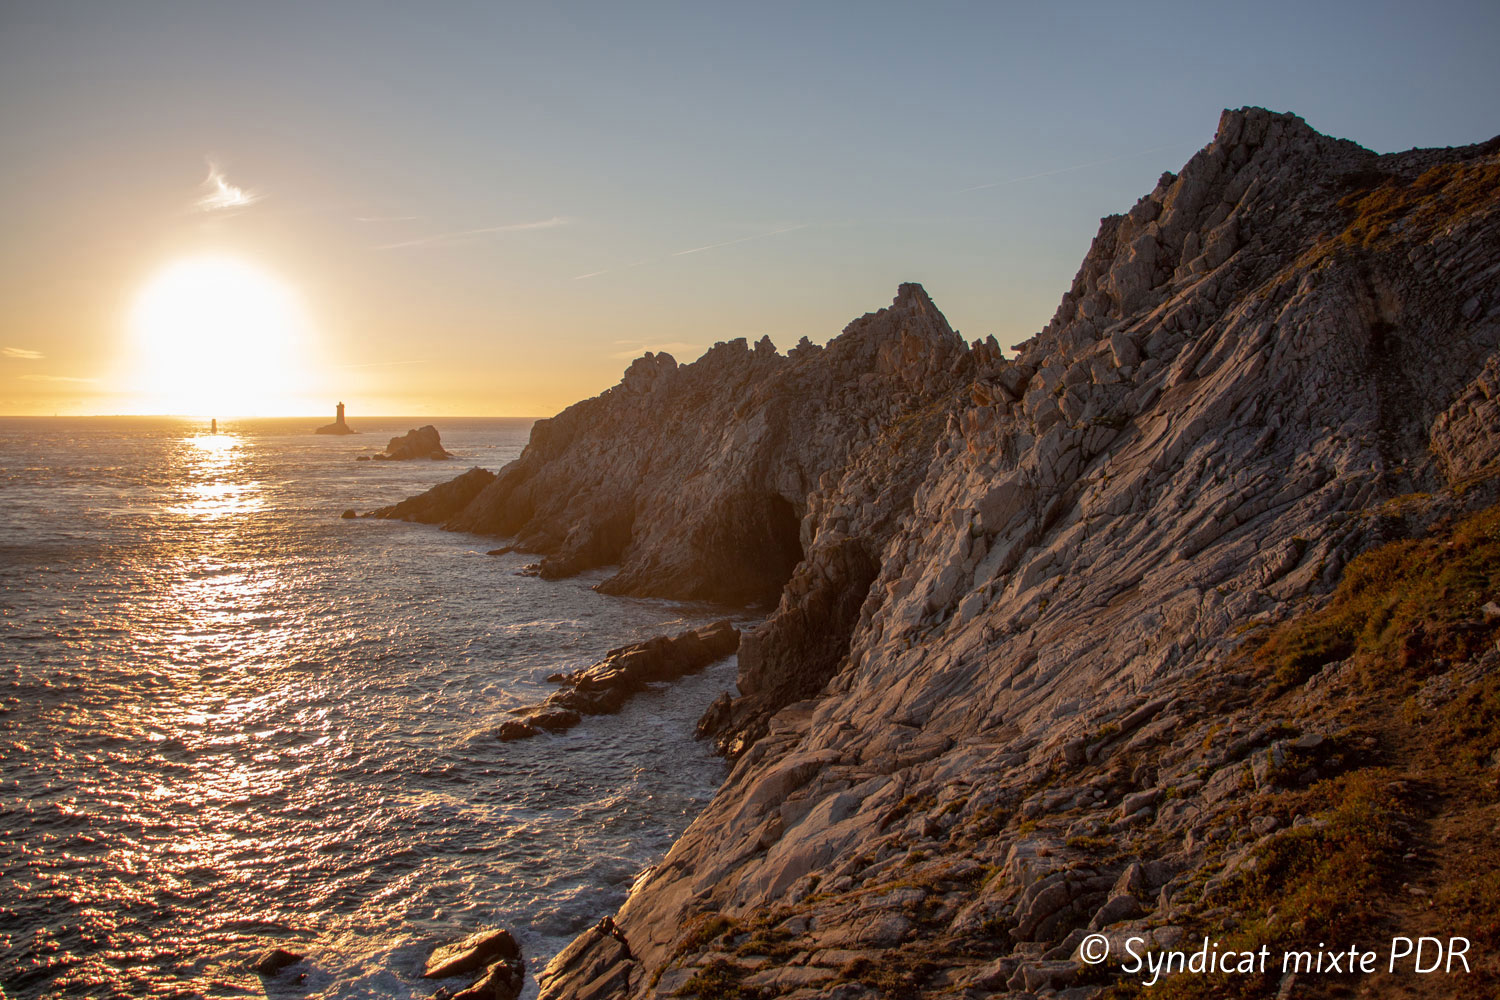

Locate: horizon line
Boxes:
[0,412,549,421]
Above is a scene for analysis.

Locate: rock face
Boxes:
[402,284,972,614]
[376,284,976,762]
[374,424,451,460]
[315,401,355,435]
[496,109,1500,999]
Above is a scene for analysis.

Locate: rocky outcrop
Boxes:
[365,467,495,523]
[519,109,1500,998]
[247,947,302,976]
[392,283,972,611]
[1432,354,1500,480]
[376,282,978,754]
[496,621,741,741]
[374,424,450,460]
[424,928,524,1000]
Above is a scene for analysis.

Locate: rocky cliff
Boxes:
[400,108,1500,998]
[377,282,980,745]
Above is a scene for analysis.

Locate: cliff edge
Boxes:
[397,108,1500,998]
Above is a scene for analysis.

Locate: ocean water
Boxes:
[0,417,742,999]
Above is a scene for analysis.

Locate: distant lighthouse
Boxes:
[314,401,356,435]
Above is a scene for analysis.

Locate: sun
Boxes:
[126,256,318,416]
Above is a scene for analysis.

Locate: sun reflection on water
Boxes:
[2,419,734,999]
[172,434,261,521]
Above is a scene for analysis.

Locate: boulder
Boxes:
[248,947,302,975]
[424,928,521,981]
[494,720,537,742]
[526,708,582,732]
[373,425,451,461]
[450,958,524,1000]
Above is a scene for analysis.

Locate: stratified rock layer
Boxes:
[513,109,1500,999]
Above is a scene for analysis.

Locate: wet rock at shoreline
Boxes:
[366,467,495,523]
[499,621,740,741]
[248,947,302,975]
[493,720,536,742]
[448,959,524,1000]
[423,928,521,981]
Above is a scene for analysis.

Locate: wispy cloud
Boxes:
[953,144,1176,195]
[610,340,701,360]
[197,162,259,211]
[20,373,96,383]
[376,216,569,250]
[671,223,806,257]
[3,347,43,360]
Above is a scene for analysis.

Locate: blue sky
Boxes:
[2,0,1497,414]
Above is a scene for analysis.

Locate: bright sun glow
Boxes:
[126,256,318,416]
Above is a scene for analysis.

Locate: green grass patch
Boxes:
[1252,503,1500,689]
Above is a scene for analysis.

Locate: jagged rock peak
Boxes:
[837,282,967,390]
[1021,106,1400,363]
[393,282,972,607]
[1208,106,1369,159]
[609,283,963,399]
[847,282,951,338]
[618,350,678,393]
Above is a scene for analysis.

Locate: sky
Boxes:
[2,0,1497,417]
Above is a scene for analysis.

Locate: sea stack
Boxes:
[315,402,356,435]
[373,425,451,461]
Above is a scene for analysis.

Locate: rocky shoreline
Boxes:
[495,621,741,741]
[373,108,1500,998]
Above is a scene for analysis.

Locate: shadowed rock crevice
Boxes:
[700,535,880,757]
[595,490,806,606]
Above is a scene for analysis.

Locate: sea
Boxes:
[0,417,744,999]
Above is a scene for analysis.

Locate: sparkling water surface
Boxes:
[0,417,742,999]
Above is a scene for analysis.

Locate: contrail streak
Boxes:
[672,223,807,256]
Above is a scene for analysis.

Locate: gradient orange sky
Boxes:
[3,2,1498,417]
